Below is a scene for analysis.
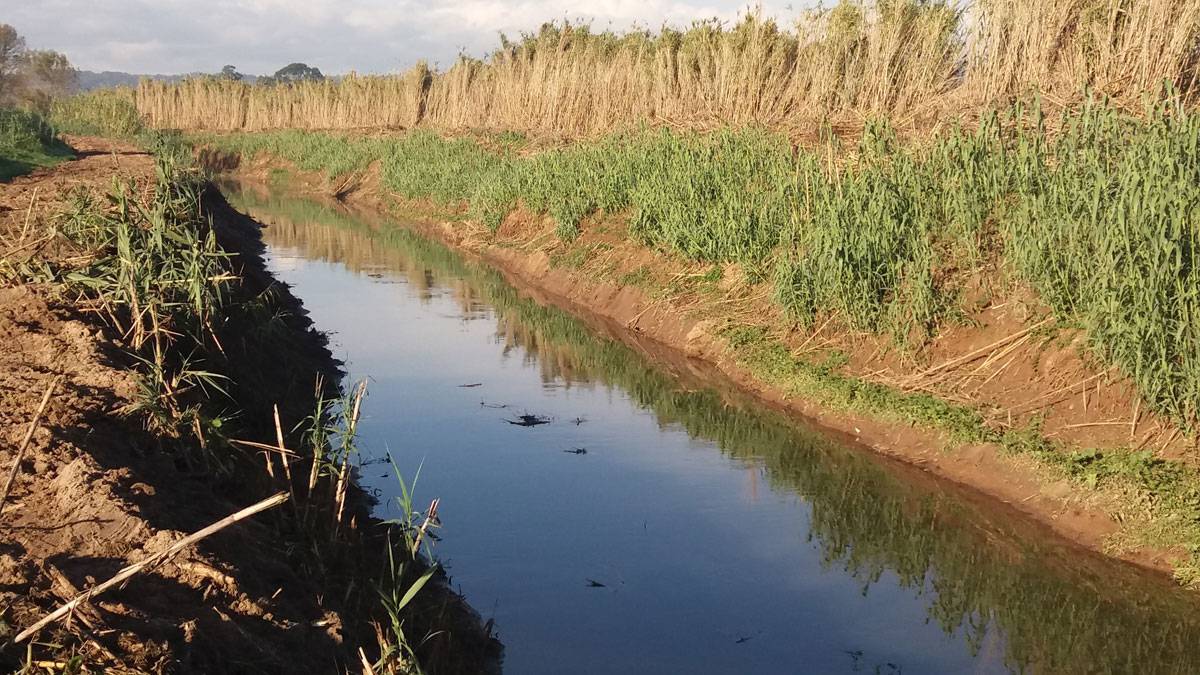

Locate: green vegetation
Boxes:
[224,184,1200,673]
[0,23,76,111]
[2,147,442,671]
[0,23,86,180]
[47,148,231,436]
[202,130,390,179]
[201,96,1200,440]
[723,323,1200,578]
[48,88,144,138]
[0,24,151,181]
[0,108,72,180]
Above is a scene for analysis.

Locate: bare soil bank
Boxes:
[0,139,499,673]
[216,152,1196,581]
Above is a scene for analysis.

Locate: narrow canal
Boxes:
[225,182,1200,675]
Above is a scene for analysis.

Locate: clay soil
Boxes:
[0,139,498,673]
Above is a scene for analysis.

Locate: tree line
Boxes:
[0,24,75,111]
[0,22,328,111]
[216,62,325,86]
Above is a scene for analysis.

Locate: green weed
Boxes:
[0,108,73,181]
[203,95,1200,436]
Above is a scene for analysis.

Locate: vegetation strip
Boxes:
[132,4,1200,134]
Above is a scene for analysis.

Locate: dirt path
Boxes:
[0,139,499,673]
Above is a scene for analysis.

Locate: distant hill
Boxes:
[76,70,258,91]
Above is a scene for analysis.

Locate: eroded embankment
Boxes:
[209,147,1200,587]
[0,137,498,673]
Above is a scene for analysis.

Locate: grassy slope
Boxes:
[196,101,1200,582]
[0,109,74,181]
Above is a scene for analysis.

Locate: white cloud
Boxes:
[6,0,810,75]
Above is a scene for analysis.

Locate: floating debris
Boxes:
[570,416,587,425]
[458,382,483,388]
[506,414,551,427]
[585,579,606,588]
[480,401,509,409]
[563,447,587,455]
[735,636,752,645]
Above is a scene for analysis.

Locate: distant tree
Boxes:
[273,62,323,83]
[256,75,276,86]
[219,64,243,81]
[0,24,27,102]
[23,50,77,100]
[0,26,76,109]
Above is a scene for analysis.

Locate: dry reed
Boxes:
[132,1,1200,135]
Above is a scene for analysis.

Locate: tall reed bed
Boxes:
[139,69,431,131]
[135,1,1200,135]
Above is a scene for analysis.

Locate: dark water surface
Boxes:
[226,182,1200,674]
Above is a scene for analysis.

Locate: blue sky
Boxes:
[8,1,810,75]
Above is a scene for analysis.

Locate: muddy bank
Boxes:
[0,139,499,673]
[209,158,1195,582]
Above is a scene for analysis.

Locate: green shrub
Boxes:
[49,89,144,138]
[0,107,72,180]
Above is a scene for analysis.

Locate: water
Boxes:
[226,182,1200,674]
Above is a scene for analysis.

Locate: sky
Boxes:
[7,0,811,76]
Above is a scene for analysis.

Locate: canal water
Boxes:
[225,182,1200,674]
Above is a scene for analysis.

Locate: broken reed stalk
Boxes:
[306,375,325,498]
[273,404,294,489]
[359,646,378,675]
[411,498,440,557]
[0,375,63,514]
[272,404,301,521]
[915,318,1051,379]
[261,435,277,479]
[20,186,38,241]
[45,564,121,665]
[15,491,290,643]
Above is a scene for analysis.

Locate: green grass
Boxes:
[194,130,393,180]
[0,90,149,182]
[617,265,652,289]
[48,89,144,139]
[0,108,74,181]
[548,244,593,270]
[200,95,1200,440]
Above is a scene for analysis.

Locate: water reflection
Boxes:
[227,181,1200,674]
